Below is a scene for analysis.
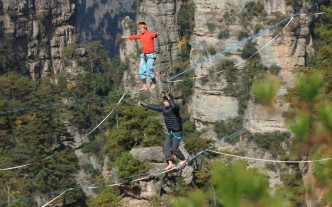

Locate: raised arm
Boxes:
[129,34,142,39]
[163,92,178,109]
[167,98,179,109]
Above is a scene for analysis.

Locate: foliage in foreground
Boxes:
[173,162,290,207]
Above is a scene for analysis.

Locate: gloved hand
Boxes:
[162,91,170,100]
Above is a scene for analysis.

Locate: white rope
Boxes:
[209,150,332,163]
[167,17,294,83]
[0,154,56,171]
[235,17,293,68]
[42,189,72,207]
[129,164,184,182]
[1,94,126,171]
[88,183,122,189]
[87,164,186,190]
[80,93,126,141]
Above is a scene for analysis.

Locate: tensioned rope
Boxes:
[0,11,322,172]
[0,154,56,171]
[168,17,295,83]
[43,137,332,206]
[0,4,302,172]
[0,1,326,205]
[41,190,70,207]
[0,114,261,206]
[78,93,126,141]
[30,77,332,207]
[41,165,181,206]
[0,94,126,171]
[208,150,332,163]
[0,0,323,115]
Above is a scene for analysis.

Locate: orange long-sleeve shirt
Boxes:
[129,30,157,54]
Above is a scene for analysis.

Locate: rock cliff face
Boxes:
[118,1,315,204]
[128,146,194,199]
[120,0,182,93]
[186,0,314,201]
[188,0,313,135]
[0,0,77,78]
[77,0,135,57]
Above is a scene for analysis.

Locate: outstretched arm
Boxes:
[141,103,163,112]
[152,32,159,38]
[121,34,142,39]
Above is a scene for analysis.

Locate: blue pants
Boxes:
[139,53,156,80]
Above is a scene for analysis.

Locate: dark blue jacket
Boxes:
[146,99,182,132]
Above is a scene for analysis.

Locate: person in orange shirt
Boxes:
[122,22,159,91]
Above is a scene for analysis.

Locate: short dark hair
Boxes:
[138,22,146,25]
[163,96,168,101]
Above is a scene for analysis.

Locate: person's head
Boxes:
[163,96,170,107]
[138,22,147,33]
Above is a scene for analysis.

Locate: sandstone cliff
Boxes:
[0,0,77,78]
[189,0,313,135]
[77,0,135,57]
[117,0,317,205]
[120,0,182,93]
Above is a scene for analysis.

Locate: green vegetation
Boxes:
[174,161,290,207]
[114,152,148,181]
[269,2,332,204]
[178,1,195,37]
[218,30,230,40]
[124,19,137,35]
[240,1,267,27]
[177,80,194,101]
[103,104,163,151]
[268,64,281,75]
[241,40,258,59]
[285,0,311,12]
[0,40,129,205]
[87,188,120,207]
[178,0,195,69]
[0,1,331,206]
[288,113,311,140]
[214,117,243,144]
[237,31,250,41]
[0,31,15,74]
[278,166,305,206]
[62,41,111,75]
[248,131,291,158]
[252,75,280,105]
[295,72,323,103]
[182,121,213,155]
[207,46,217,55]
[221,11,236,26]
[320,104,332,131]
[0,73,86,206]
[207,22,216,32]
[173,190,207,207]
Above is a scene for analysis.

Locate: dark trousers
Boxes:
[164,131,185,162]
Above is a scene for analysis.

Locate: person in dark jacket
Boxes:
[141,92,187,170]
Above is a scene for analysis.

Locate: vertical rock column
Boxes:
[120,0,182,93]
[0,0,77,78]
